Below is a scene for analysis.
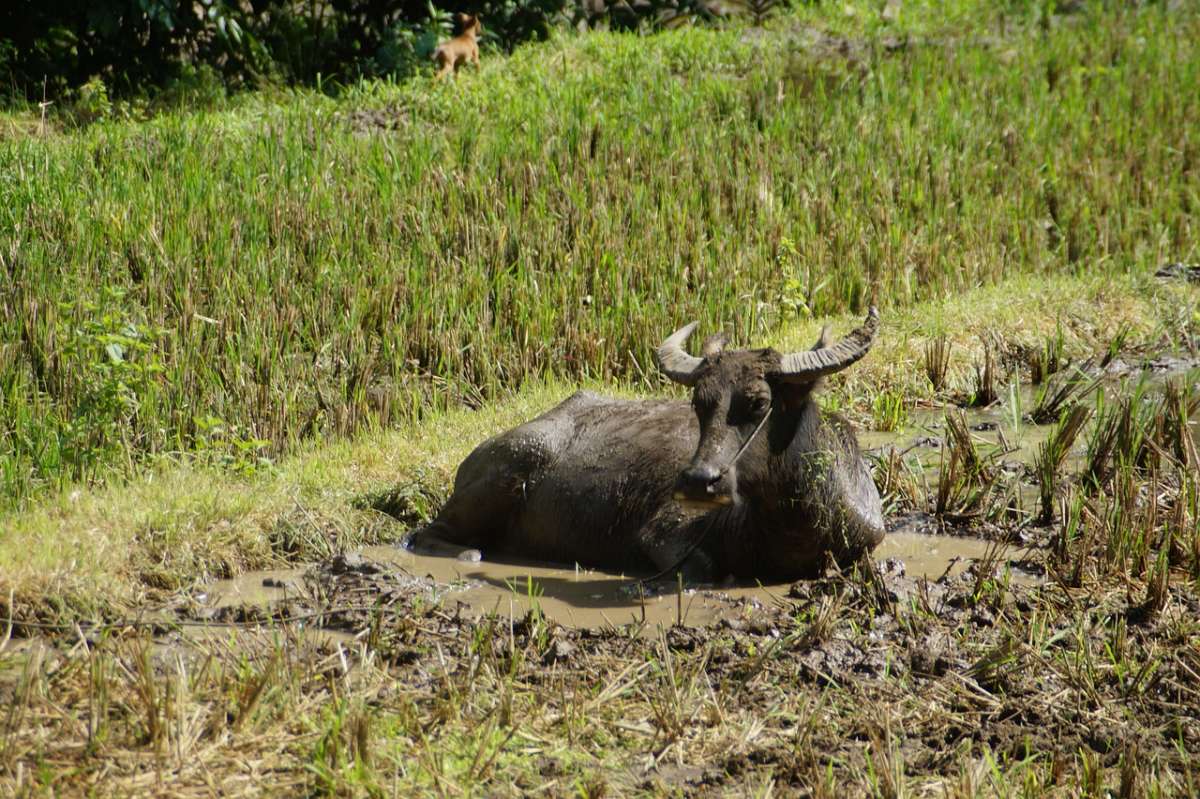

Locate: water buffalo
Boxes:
[405,309,884,581]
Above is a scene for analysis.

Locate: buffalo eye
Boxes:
[729,394,769,426]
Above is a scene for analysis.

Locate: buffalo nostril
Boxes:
[682,464,721,492]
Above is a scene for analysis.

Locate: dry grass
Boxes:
[3,521,1198,795]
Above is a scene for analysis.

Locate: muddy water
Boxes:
[201,368,1200,632]
[0,636,54,678]
[864,360,1200,456]
[201,532,1019,631]
[857,385,1054,468]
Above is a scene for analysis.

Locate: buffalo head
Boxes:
[655,308,880,508]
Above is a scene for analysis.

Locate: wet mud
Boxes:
[166,535,1200,792]
[189,359,1199,635]
[192,529,1029,634]
[863,358,1200,526]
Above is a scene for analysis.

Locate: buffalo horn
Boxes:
[655,321,704,385]
[775,307,879,381]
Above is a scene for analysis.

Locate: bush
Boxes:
[0,0,571,105]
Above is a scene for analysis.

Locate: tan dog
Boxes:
[432,14,482,80]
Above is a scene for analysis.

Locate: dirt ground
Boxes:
[4,507,1199,795]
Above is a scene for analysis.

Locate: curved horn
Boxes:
[655,321,704,385]
[774,307,879,381]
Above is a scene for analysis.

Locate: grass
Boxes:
[2,0,1199,508]
[3,464,1199,794]
[3,1,1200,793]
[1034,402,1091,523]
[923,334,951,394]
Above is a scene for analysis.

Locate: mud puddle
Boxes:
[197,531,1028,632]
[0,636,56,679]
[859,384,1060,468]
[190,362,1200,635]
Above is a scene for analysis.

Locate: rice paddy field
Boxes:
[2,0,1200,795]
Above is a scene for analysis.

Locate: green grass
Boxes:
[2,1,1198,508]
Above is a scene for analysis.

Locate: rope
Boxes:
[719,406,772,476]
[638,407,772,586]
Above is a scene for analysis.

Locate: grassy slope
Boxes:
[1,1,1197,507]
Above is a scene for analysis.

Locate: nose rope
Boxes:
[638,407,773,586]
[717,406,772,477]
[638,513,721,586]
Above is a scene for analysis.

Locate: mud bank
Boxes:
[65,536,1196,795]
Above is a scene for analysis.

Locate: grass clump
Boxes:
[1027,365,1099,425]
[968,340,1001,408]
[934,409,998,520]
[1034,403,1092,524]
[923,334,952,394]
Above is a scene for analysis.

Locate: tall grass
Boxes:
[1,4,1198,506]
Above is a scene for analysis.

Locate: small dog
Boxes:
[432,14,482,80]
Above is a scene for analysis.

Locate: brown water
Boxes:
[200,532,1020,631]
[861,365,1200,516]
[200,367,1200,632]
[857,386,1055,472]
